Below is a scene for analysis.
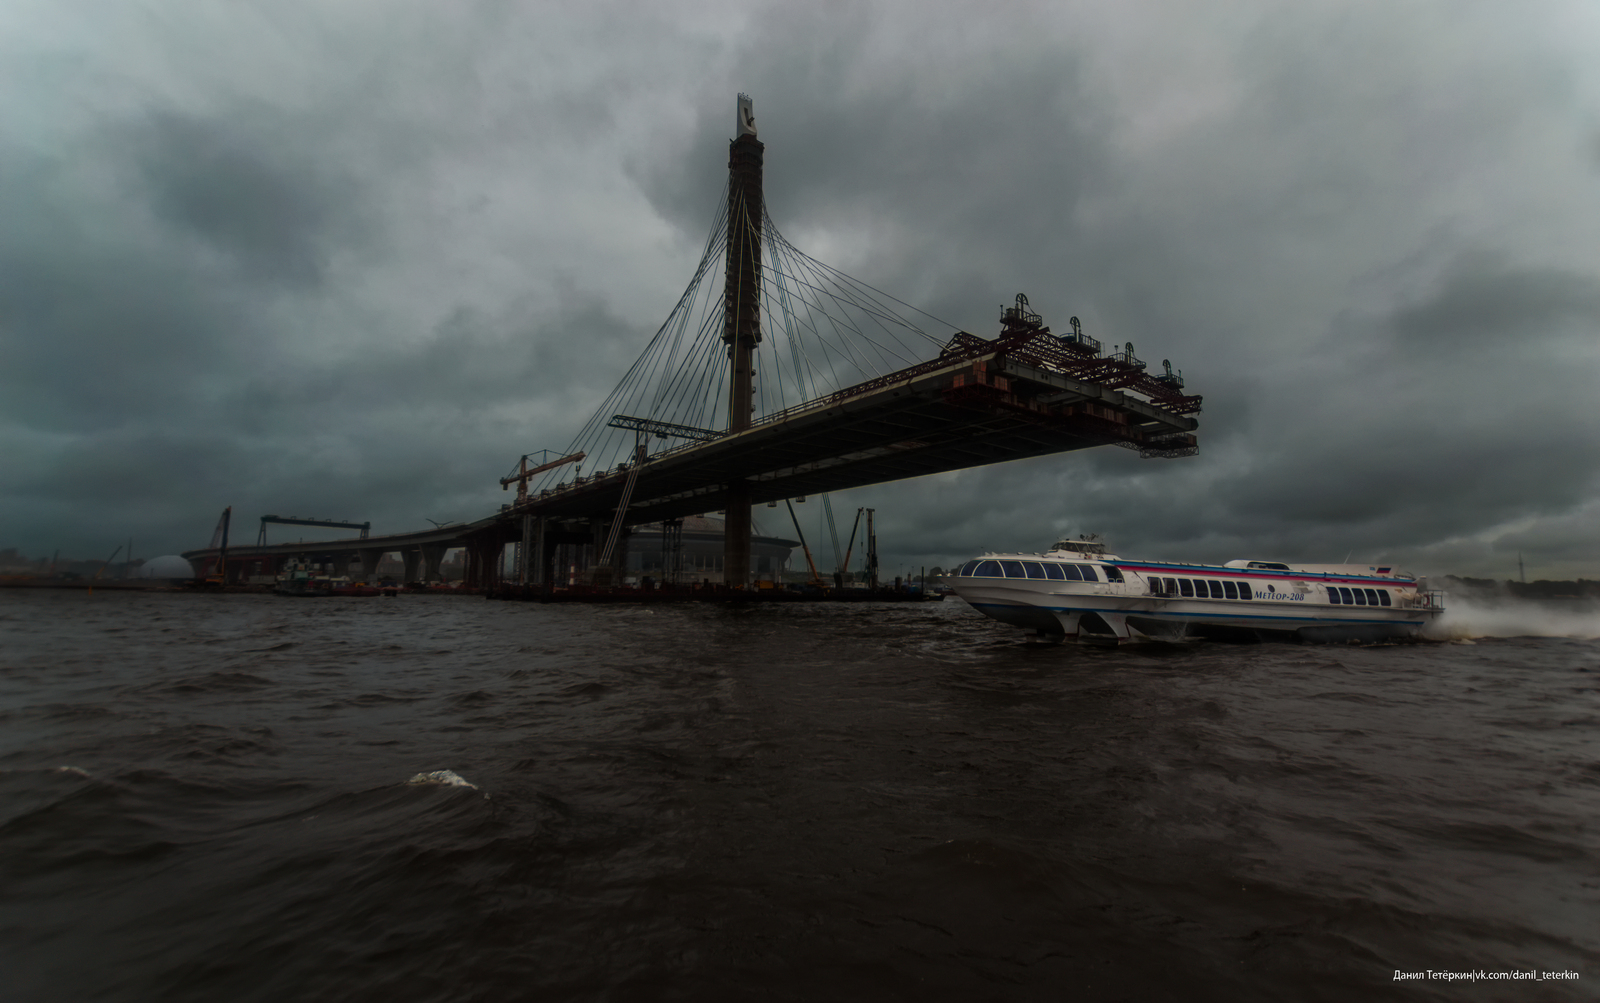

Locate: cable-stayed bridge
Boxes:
[186,95,1201,588]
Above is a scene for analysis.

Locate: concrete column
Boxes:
[421,544,448,583]
[518,515,532,583]
[724,481,751,588]
[466,538,500,589]
[588,518,608,585]
[402,548,421,583]
[357,549,387,581]
[530,516,547,586]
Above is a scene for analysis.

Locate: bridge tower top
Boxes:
[724,94,765,434]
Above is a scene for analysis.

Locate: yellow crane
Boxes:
[501,451,586,505]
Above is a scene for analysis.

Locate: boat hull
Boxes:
[953,557,1442,644]
[963,593,1431,643]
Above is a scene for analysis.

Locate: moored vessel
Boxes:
[951,537,1445,643]
[273,557,335,597]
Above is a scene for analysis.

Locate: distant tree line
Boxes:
[1441,576,1600,599]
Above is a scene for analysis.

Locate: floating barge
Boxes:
[486,584,941,604]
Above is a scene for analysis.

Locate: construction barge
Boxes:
[486,583,942,604]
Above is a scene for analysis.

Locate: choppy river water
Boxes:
[2,590,1597,1001]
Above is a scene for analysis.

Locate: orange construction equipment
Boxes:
[501,452,585,505]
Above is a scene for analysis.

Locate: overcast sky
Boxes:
[4,0,1599,580]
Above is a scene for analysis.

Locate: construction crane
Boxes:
[838,508,864,587]
[501,451,586,505]
[606,414,722,442]
[784,500,825,587]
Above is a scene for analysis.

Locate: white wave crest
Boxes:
[406,769,478,789]
[1424,596,1600,641]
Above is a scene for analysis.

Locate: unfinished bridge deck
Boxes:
[512,343,1198,530]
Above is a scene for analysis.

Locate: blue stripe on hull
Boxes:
[966,601,1425,631]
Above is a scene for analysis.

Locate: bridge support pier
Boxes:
[529,516,546,585]
[517,515,532,583]
[587,518,608,585]
[358,548,387,581]
[465,537,504,590]
[724,480,751,588]
[402,549,421,583]
[421,544,448,583]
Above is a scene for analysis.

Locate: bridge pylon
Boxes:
[722,93,764,587]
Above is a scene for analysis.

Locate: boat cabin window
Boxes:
[1376,590,1391,607]
[1208,580,1225,599]
[1238,581,1253,600]
[1058,564,1083,582]
[974,560,1002,577]
[1222,580,1238,599]
[1042,563,1065,580]
[1023,562,1048,579]
[1179,579,1194,597]
[1076,564,1100,582]
[1329,586,1341,604]
[999,560,1025,577]
[959,560,979,576]
[1352,588,1367,605]
[1364,588,1382,605]
[1102,566,1124,582]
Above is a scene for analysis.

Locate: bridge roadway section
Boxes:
[185,334,1200,586]
[482,335,1198,585]
[182,524,473,584]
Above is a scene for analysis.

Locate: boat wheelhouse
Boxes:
[951,539,1444,643]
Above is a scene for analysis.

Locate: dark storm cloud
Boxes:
[0,1,664,558]
[1,0,1596,582]
[1226,257,1600,534]
[0,95,382,441]
[4,277,648,549]
[1388,254,1600,351]
[133,109,369,287]
[867,251,1600,575]
[0,145,239,430]
[667,3,1600,580]
[632,7,1115,327]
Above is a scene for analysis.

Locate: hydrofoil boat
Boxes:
[951,538,1445,643]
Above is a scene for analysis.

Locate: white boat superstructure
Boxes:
[951,538,1445,643]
